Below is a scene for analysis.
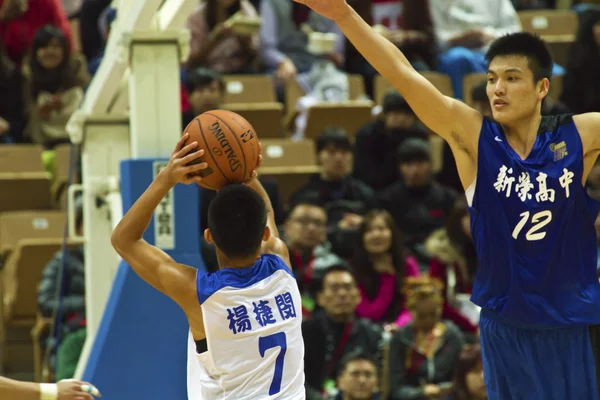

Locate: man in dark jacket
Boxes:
[303,265,383,399]
[291,127,378,258]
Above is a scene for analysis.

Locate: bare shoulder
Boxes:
[573,113,600,154]
[161,263,200,307]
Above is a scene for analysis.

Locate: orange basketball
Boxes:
[184,110,260,190]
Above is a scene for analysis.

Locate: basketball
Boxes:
[184,109,260,190]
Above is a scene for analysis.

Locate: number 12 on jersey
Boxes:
[259,332,287,395]
[512,210,552,241]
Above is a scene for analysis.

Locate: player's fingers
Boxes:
[175,141,198,159]
[256,154,263,169]
[181,148,205,164]
[174,132,190,153]
[187,162,209,173]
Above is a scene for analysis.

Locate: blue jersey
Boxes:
[469,115,600,327]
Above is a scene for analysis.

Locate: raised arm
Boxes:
[111,134,207,309]
[244,176,291,266]
[295,0,483,187]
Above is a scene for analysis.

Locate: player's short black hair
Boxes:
[207,184,267,259]
[338,349,378,377]
[316,126,352,153]
[485,32,553,82]
[185,67,225,93]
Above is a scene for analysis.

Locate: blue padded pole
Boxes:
[82,159,204,399]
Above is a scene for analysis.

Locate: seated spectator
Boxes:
[388,276,464,400]
[450,344,486,400]
[182,68,225,128]
[78,0,111,62]
[353,210,420,327]
[353,90,428,191]
[259,0,344,99]
[379,139,457,262]
[334,350,381,400]
[37,197,86,379]
[186,0,259,74]
[283,201,345,317]
[303,265,383,400]
[560,9,600,114]
[87,6,116,77]
[290,127,378,258]
[426,200,479,334]
[0,42,25,143]
[22,25,89,152]
[0,0,72,65]
[344,0,435,97]
[430,0,523,99]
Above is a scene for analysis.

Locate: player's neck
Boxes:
[502,113,542,159]
[216,251,260,269]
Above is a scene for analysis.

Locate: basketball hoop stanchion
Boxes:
[65,0,201,396]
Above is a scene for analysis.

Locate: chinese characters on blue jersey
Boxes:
[494,166,574,202]
[227,291,298,334]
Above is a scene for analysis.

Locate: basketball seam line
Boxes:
[196,117,231,185]
[206,112,248,181]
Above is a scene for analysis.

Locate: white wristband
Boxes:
[40,383,58,400]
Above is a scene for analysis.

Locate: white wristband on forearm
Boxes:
[40,383,58,400]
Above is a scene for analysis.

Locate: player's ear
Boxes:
[204,228,214,244]
[538,77,550,101]
[262,225,271,242]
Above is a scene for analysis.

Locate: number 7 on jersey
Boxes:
[258,332,287,396]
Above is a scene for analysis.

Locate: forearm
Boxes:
[0,377,41,400]
[112,172,173,244]
[246,178,279,237]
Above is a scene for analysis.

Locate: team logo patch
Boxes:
[550,141,567,161]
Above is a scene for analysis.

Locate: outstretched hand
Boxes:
[243,142,263,184]
[292,0,351,21]
[162,133,209,186]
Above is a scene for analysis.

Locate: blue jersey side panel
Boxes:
[470,115,600,327]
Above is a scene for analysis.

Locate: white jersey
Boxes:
[188,254,305,400]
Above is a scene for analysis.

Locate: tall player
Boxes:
[111,136,305,399]
[293,0,600,399]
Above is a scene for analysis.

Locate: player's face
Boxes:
[36,37,64,69]
[284,205,327,250]
[337,360,378,400]
[363,215,392,255]
[399,160,431,188]
[465,361,486,400]
[318,145,352,181]
[412,299,442,332]
[318,271,360,318]
[486,55,548,126]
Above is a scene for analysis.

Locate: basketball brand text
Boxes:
[208,121,242,172]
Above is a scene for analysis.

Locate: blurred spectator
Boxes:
[333,350,381,400]
[388,276,464,400]
[344,0,435,97]
[450,344,486,400]
[22,25,89,150]
[560,9,600,114]
[61,0,82,19]
[379,139,457,262]
[353,90,428,191]
[353,210,420,327]
[0,43,25,143]
[303,265,383,399]
[511,0,556,9]
[290,127,378,258]
[283,201,345,317]
[186,0,259,74]
[182,68,225,127]
[37,197,85,379]
[87,6,116,76]
[259,0,344,98]
[429,0,522,99]
[426,200,479,334]
[78,0,111,62]
[0,0,72,65]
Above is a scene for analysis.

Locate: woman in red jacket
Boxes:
[425,199,479,334]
